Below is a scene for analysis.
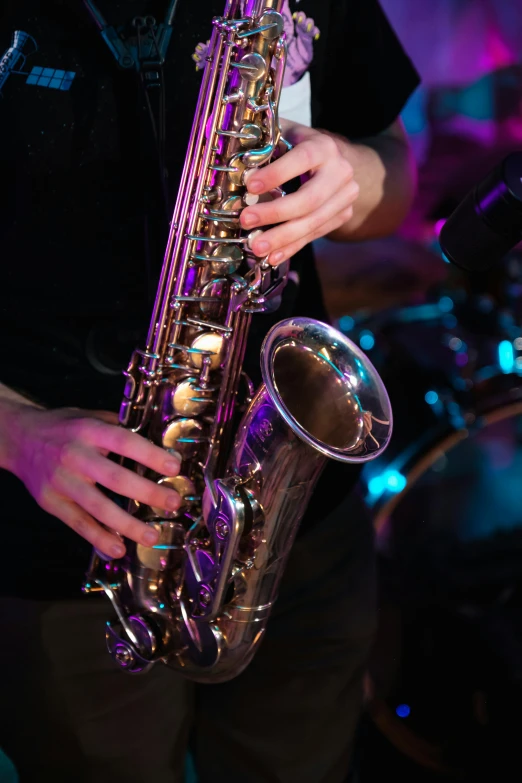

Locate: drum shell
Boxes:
[346,301,522,778]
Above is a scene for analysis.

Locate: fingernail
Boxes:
[255,240,269,255]
[111,544,126,558]
[166,493,181,511]
[271,251,284,266]
[143,529,159,546]
[165,458,181,474]
[242,212,258,228]
[248,179,263,194]
[247,229,263,251]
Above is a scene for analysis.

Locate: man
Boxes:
[0,1,419,781]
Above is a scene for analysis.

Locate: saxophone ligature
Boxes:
[84,0,393,683]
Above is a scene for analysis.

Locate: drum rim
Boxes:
[363,671,467,778]
[372,398,522,536]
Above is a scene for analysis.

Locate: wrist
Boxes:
[0,389,42,473]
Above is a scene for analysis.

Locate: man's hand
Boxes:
[240,117,416,261]
[240,119,360,266]
[3,404,181,559]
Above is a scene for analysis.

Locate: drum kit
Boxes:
[343,153,522,779]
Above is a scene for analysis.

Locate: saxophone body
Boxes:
[84,0,393,683]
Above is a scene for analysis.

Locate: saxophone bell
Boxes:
[257,317,391,463]
[176,317,391,683]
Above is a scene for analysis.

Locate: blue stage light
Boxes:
[359,331,375,351]
[368,476,384,497]
[385,471,407,492]
[368,470,407,498]
[499,340,515,374]
[338,315,355,332]
[438,296,454,313]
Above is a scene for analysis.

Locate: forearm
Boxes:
[327,124,417,242]
[0,383,41,471]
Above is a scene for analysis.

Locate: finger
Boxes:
[245,134,338,194]
[279,118,317,144]
[85,410,120,426]
[249,179,359,259]
[54,471,161,548]
[241,162,355,230]
[60,408,120,425]
[266,206,354,267]
[69,419,181,476]
[68,447,181,512]
[63,410,119,457]
[279,117,300,137]
[81,412,119,455]
[43,491,126,559]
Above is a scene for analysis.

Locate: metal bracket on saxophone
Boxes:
[184,479,245,622]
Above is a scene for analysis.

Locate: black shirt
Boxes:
[0,0,419,598]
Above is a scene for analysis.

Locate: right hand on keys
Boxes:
[5,406,181,559]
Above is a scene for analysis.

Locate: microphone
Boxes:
[439,152,522,272]
[0,30,37,91]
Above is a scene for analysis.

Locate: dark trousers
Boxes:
[0,492,376,783]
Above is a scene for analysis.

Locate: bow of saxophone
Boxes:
[83,0,393,684]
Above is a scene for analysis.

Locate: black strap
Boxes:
[82,0,180,212]
[82,0,181,304]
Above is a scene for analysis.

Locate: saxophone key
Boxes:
[136,521,185,570]
[232,52,267,82]
[162,417,206,460]
[244,192,259,206]
[119,399,133,426]
[185,333,223,371]
[210,244,243,276]
[199,278,230,320]
[123,373,137,400]
[151,476,197,516]
[227,153,246,186]
[172,379,212,416]
[246,229,265,255]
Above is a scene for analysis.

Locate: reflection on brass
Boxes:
[228,153,246,187]
[137,522,171,569]
[152,475,196,516]
[162,418,204,460]
[173,380,209,416]
[238,53,267,82]
[240,124,263,150]
[191,332,224,371]
[273,344,365,450]
[210,244,243,276]
[259,10,284,40]
[199,278,229,319]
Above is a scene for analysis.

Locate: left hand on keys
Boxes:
[240,119,360,266]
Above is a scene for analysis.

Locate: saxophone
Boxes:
[84,0,392,683]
